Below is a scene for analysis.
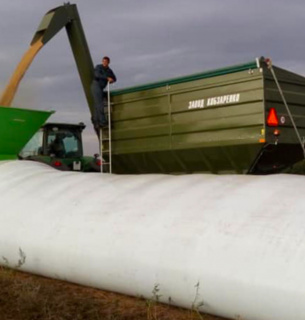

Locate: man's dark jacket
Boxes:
[94,64,116,89]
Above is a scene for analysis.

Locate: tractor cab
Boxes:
[20,122,100,172]
[43,123,84,159]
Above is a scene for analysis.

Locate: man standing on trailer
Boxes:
[91,56,116,132]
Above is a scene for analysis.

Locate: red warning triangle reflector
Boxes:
[267,108,279,127]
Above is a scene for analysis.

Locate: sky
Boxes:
[1,0,305,154]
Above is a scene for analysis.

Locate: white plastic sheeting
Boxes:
[0,160,305,320]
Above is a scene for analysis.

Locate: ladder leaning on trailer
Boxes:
[100,82,112,173]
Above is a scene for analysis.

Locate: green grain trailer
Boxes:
[106,58,305,174]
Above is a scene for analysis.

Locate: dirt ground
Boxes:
[0,266,226,320]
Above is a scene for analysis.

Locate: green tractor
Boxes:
[19,122,101,172]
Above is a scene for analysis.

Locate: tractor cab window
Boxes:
[63,134,80,156]
[19,130,44,158]
[47,129,82,158]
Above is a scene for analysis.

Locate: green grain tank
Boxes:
[0,106,52,160]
